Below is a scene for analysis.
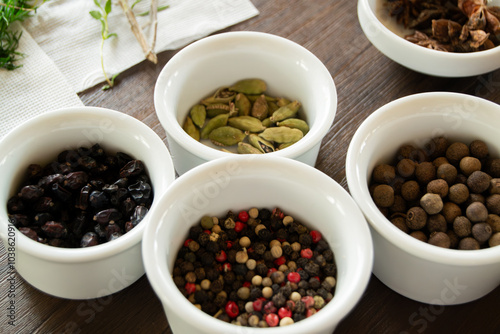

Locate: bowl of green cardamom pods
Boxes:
[154,31,337,175]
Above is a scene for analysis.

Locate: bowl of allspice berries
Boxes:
[142,155,373,332]
[0,107,175,299]
[358,0,500,77]
[154,31,337,175]
[346,92,500,305]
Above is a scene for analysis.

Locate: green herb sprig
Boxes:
[90,0,118,90]
[0,0,46,70]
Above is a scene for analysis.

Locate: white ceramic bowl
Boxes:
[346,92,500,305]
[154,31,337,175]
[0,107,175,299]
[143,155,373,334]
[357,0,500,77]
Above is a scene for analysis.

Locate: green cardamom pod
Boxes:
[276,97,292,107]
[237,142,263,154]
[189,104,206,128]
[229,79,267,95]
[201,86,236,105]
[278,141,297,150]
[209,126,246,146]
[248,134,275,153]
[259,127,303,144]
[206,103,231,118]
[251,94,269,121]
[200,113,229,139]
[268,100,280,114]
[228,116,266,133]
[235,93,251,116]
[269,100,301,123]
[262,117,273,128]
[183,116,200,141]
[276,118,309,135]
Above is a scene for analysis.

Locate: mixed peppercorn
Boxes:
[172,207,337,327]
[7,144,153,248]
[370,136,500,249]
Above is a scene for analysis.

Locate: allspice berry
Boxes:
[486,158,500,178]
[489,178,500,195]
[436,163,457,185]
[458,237,480,250]
[466,202,488,223]
[401,180,420,202]
[442,202,462,224]
[453,216,472,238]
[396,159,416,178]
[469,140,489,159]
[471,222,492,244]
[448,183,469,205]
[427,179,449,198]
[372,184,395,208]
[489,232,500,247]
[372,164,396,184]
[467,171,492,194]
[486,194,500,215]
[446,142,469,165]
[426,136,449,160]
[410,231,428,242]
[420,193,443,215]
[406,207,427,230]
[415,162,436,185]
[391,216,409,233]
[427,214,447,233]
[459,156,481,176]
[433,157,449,168]
[486,214,500,233]
[390,195,407,213]
[428,231,451,248]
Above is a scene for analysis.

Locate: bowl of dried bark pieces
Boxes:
[143,154,373,333]
[358,0,500,77]
[346,92,500,305]
[154,31,337,175]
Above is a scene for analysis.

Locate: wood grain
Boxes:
[1,0,499,333]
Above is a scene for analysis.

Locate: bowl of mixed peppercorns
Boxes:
[0,106,175,299]
[142,155,373,333]
[154,31,337,175]
[346,92,500,305]
[358,0,500,77]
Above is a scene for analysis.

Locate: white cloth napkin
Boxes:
[0,0,259,139]
[0,22,84,139]
[22,0,259,93]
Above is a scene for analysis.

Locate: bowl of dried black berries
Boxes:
[142,155,373,332]
[0,107,175,299]
[346,92,500,305]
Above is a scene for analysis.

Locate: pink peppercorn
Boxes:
[253,298,264,312]
[222,262,232,272]
[234,221,246,233]
[278,307,292,319]
[287,272,301,283]
[310,230,322,243]
[225,301,239,318]
[306,308,317,318]
[238,210,249,223]
[274,256,286,266]
[263,301,277,314]
[183,238,192,247]
[300,248,313,259]
[243,281,251,288]
[267,268,277,277]
[301,296,315,308]
[266,313,280,327]
[215,250,227,262]
[185,282,196,295]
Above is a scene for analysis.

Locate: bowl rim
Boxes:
[357,0,500,60]
[154,31,337,161]
[142,154,374,333]
[0,106,175,263]
[346,91,500,265]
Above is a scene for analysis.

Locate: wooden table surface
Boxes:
[2,1,500,333]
